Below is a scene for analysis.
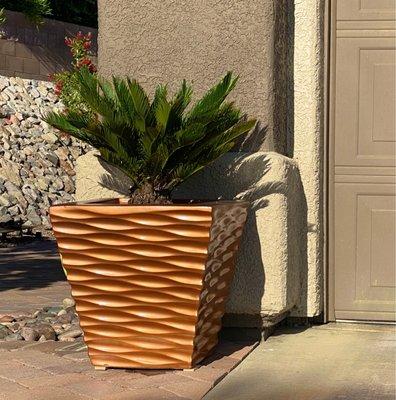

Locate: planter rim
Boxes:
[50,197,250,208]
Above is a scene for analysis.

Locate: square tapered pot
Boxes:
[50,198,248,369]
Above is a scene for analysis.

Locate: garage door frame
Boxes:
[326,0,396,322]
[326,0,336,323]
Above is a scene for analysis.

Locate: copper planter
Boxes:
[50,199,248,370]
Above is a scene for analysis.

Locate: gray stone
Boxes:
[4,183,27,210]
[30,88,40,98]
[52,324,63,335]
[62,298,76,309]
[62,176,75,193]
[20,327,39,341]
[56,313,73,325]
[34,323,56,340]
[51,177,64,191]
[2,139,10,150]
[0,77,8,91]
[46,306,63,315]
[36,177,49,191]
[58,328,83,341]
[0,316,14,323]
[55,147,69,160]
[0,324,12,339]
[22,147,33,156]
[0,194,11,208]
[37,86,48,97]
[69,147,81,159]
[0,159,21,186]
[8,205,20,216]
[9,322,23,332]
[41,216,51,228]
[42,131,58,144]
[5,332,23,341]
[26,208,41,226]
[46,152,59,167]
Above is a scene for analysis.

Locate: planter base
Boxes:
[50,199,248,369]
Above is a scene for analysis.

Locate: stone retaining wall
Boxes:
[0,75,90,230]
[0,10,98,81]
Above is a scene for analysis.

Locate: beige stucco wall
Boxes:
[97,0,290,152]
[292,1,325,317]
[95,0,325,319]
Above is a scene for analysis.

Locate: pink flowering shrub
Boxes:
[50,31,96,113]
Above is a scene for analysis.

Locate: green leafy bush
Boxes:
[45,69,256,203]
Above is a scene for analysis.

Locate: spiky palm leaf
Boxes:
[45,68,256,196]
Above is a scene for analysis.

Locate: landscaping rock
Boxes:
[5,332,23,341]
[0,304,81,342]
[34,324,56,340]
[46,306,63,315]
[56,312,74,324]
[0,315,14,323]
[58,328,83,341]
[62,297,76,309]
[0,324,11,339]
[0,76,91,232]
[20,327,39,341]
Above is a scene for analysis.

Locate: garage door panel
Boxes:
[337,0,396,21]
[334,183,396,318]
[335,38,396,167]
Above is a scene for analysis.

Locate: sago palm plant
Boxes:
[45,68,256,203]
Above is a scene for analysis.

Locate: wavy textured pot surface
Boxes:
[50,199,248,369]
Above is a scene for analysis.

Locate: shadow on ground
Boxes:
[0,239,65,291]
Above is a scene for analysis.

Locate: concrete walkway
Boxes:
[204,323,396,400]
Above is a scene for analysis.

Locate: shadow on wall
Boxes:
[273,0,295,157]
[173,151,308,321]
[235,156,308,318]
[236,122,268,152]
[171,154,268,319]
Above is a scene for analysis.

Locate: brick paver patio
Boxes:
[0,240,258,400]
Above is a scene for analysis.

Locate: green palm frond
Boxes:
[155,94,171,133]
[186,72,238,123]
[45,70,257,196]
[126,78,150,124]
